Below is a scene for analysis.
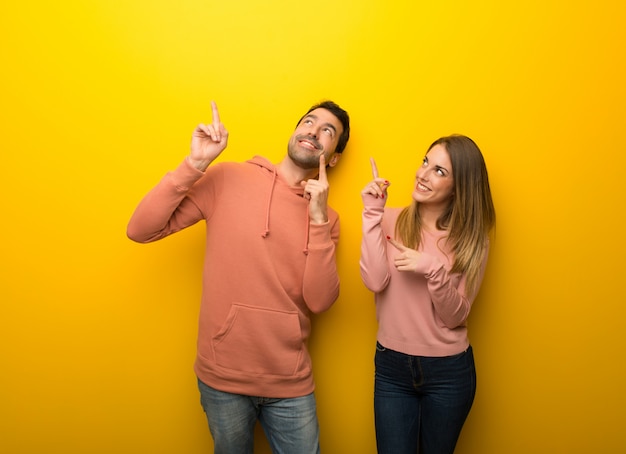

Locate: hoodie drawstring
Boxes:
[260,163,309,255]
[302,205,310,255]
[261,168,277,238]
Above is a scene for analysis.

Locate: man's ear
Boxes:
[327,152,341,168]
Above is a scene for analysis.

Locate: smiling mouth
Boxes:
[417,182,430,191]
[300,141,318,150]
[297,135,321,150]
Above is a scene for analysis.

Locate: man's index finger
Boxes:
[318,154,327,181]
[211,100,220,126]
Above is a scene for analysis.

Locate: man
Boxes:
[127,100,350,453]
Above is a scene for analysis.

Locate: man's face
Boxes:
[287,108,343,170]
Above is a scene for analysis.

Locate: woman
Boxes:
[360,135,496,454]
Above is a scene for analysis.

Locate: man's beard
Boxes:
[287,140,323,170]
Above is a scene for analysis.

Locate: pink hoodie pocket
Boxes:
[212,304,307,377]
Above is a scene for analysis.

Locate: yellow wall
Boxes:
[2,1,625,452]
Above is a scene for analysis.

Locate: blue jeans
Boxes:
[197,379,320,454]
[374,342,476,454]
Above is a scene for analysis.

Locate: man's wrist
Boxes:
[187,156,211,172]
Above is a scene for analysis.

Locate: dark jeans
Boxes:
[374,342,476,454]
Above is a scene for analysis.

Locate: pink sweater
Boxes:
[128,156,340,397]
[360,201,488,357]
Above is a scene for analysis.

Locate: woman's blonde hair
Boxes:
[395,135,496,295]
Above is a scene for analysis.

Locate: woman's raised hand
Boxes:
[361,157,390,200]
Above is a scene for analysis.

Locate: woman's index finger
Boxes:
[387,236,407,252]
[370,157,379,179]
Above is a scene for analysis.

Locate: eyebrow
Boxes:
[303,114,338,134]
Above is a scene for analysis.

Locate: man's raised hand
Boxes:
[188,100,229,171]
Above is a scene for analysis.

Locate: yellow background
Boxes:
[2,1,625,452]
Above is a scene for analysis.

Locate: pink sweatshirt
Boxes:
[127,156,340,397]
[360,201,488,357]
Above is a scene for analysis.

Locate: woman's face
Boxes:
[412,144,455,207]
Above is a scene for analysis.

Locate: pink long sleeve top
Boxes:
[360,200,488,357]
